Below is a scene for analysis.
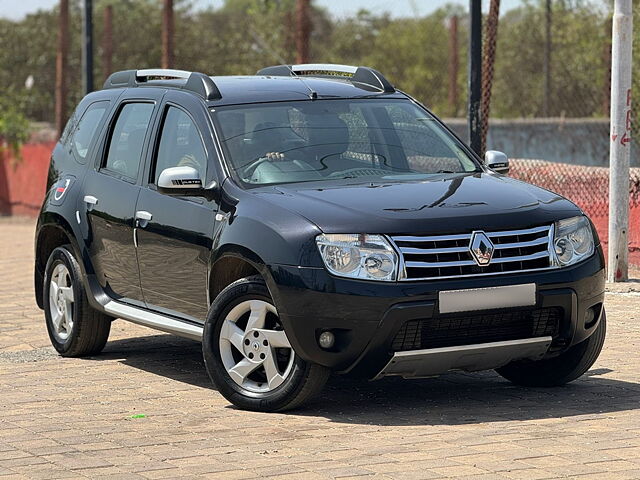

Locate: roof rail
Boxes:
[256,63,395,93]
[102,69,222,101]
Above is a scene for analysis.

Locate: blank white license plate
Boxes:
[438,283,536,314]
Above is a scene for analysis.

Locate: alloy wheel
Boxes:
[218,299,295,393]
[48,263,75,341]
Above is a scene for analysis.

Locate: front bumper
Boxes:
[267,248,605,379]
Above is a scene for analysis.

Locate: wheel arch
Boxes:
[35,213,85,309]
[208,245,280,307]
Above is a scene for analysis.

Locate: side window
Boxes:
[154,106,207,183]
[71,101,109,163]
[60,110,77,146]
[104,102,154,180]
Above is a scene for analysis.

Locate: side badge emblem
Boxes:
[54,178,71,201]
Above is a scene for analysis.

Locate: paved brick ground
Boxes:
[1,217,640,480]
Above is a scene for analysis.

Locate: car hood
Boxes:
[250,172,581,235]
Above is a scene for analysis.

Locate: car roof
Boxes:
[100,66,408,107]
[206,75,406,106]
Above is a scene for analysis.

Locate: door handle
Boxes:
[135,211,152,221]
[83,195,98,211]
[135,210,152,228]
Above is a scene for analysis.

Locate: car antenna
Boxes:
[279,65,318,100]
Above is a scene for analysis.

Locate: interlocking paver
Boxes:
[1,217,640,479]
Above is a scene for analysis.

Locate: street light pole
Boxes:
[608,0,633,282]
[82,0,93,94]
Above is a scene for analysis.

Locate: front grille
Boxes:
[391,307,562,352]
[391,225,555,281]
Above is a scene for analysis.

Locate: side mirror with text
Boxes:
[157,166,218,200]
[484,150,510,174]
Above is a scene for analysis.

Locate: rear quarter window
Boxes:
[69,101,110,165]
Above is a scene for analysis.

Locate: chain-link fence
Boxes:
[510,160,640,267]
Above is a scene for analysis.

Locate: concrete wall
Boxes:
[445,118,638,167]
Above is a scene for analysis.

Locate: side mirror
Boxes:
[484,150,509,174]
[157,166,218,200]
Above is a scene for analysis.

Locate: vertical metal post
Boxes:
[608,0,633,282]
[162,0,174,69]
[603,18,612,117]
[468,0,482,155]
[82,0,93,94]
[295,0,310,64]
[55,0,69,137]
[102,4,113,80]
[448,15,459,117]
[543,0,551,117]
[481,0,500,155]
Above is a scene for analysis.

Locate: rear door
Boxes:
[134,91,221,322]
[81,90,162,305]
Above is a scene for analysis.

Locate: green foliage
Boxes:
[0,90,30,161]
[492,0,609,118]
[0,0,630,128]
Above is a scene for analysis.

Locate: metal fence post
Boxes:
[448,15,459,117]
[296,0,310,64]
[468,0,482,155]
[481,0,500,155]
[543,0,551,117]
[162,0,174,69]
[608,0,633,282]
[102,4,113,80]
[82,0,93,94]
[55,0,69,137]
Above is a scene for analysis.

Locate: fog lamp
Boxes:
[318,331,335,349]
[584,307,597,328]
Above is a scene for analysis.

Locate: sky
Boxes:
[1,0,524,21]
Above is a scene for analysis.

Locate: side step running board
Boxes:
[104,300,203,341]
[374,336,552,380]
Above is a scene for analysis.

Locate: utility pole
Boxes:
[102,4,113,80]
[82,0,93,94]
[603,19,612,117]
[543,0,551,117]
[295,0,310,64]
[448,15,459,117]
[481,0,500,155]
[608,0,633,282]
[468,0,482,155]
[55,0,69,137]
[162,0,174,69]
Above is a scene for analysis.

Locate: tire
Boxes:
[496,310,607,387]
[43,245,111,357]
[202,276,329,412]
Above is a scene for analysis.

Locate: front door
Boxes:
[82,98,158,305]
[135,94,219,321]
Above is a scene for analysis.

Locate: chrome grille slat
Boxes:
[392,233,471,242]
[405,250,550,269]
[493,237,549,249]
[391,225,556,281]
[400,246,469,255]
[406,260,477,268]
[484,225,551,237]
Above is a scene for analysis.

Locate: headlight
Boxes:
[315,234,399,281]
[553,216,595,266]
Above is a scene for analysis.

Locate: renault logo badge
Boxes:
[469,231,494,266]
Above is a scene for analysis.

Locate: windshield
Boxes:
[213,99,479,187]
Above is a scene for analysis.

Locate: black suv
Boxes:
[35,65,606,412]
